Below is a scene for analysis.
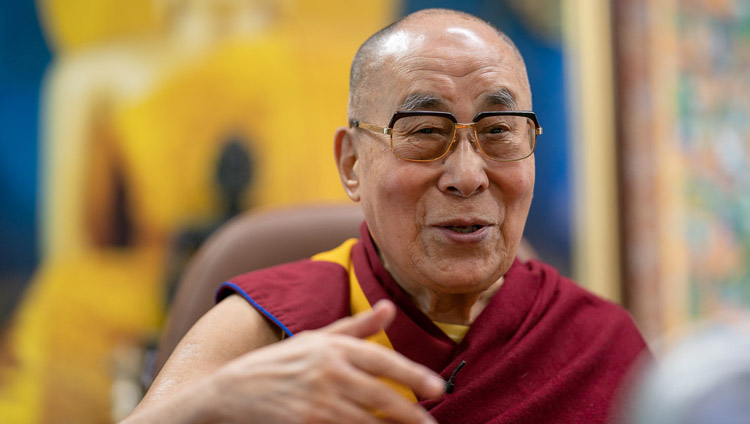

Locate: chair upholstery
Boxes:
[154,203,540,376]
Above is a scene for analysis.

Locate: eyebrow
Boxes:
[398,93,446,111]
[482,88,517,110]
[398,89,518,112]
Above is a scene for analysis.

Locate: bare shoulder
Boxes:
[136,294,282,410]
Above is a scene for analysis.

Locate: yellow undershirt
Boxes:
[433,321,470,344]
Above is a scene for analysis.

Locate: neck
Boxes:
[405,276,504,325]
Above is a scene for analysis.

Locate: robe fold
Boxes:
[217,223,648,423]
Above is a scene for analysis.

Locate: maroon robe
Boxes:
[217,223,649,423]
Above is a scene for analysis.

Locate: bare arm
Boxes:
[133,294,282,412]
[124,297,444,423]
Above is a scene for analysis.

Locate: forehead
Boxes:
[373,21,530,116]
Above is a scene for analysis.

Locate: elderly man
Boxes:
[126,8,647,424]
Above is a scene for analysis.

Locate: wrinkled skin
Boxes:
[336,15,534,324]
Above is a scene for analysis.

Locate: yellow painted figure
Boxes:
[0,0,396,422]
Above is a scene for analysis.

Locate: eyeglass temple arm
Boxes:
[352,120,392,135]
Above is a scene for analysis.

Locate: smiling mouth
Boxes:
[444,225,484,234]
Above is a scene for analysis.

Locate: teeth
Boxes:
[447,225,481,234]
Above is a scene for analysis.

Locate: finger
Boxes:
[321,299,396,339]
[339,365,438,424]
[341,339,445,400]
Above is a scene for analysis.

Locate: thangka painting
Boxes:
[615,0,750,342]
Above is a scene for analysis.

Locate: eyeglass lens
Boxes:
[390,115,536,161]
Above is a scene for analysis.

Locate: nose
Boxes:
[437,129,489,197]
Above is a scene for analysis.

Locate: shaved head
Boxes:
[334,6,537,313]
[348,8,528,121]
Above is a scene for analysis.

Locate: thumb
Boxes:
[320,299,396,339]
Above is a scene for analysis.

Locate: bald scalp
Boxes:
[348,8,527,121]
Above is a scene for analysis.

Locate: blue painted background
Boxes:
[0,0,50,321]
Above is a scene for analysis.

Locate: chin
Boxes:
[425,266,505,294]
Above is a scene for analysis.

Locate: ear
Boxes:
[334,127,361,202]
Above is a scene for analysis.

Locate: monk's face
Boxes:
[343,17,535,297]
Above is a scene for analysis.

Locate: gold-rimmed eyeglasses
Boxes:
[351,110,542,162]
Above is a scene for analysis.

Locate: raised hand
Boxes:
[210,300,444,423]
